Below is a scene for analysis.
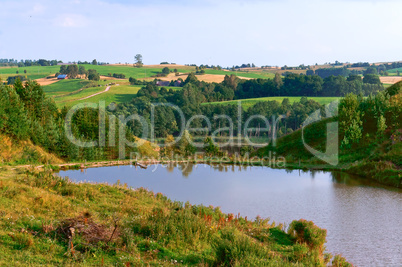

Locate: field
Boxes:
[0,65,59,80]
[75,64,195,80]
[203,96,341,110]
[203,69,275,79]
[386,67,402,74]
[42,79,95,97]
[379,76,402,84]
[52,85,180,107]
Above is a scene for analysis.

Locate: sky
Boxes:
[0,0,401,67]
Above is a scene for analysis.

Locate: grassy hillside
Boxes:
[203,97,340,110]
[0,166,350,266]
[42,79,96,97]
[57,85,143,107]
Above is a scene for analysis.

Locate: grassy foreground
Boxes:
[0,167,351,266]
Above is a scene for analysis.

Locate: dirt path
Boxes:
[78,85,113,100]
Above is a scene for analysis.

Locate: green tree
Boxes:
[78,65,88,78]
[88,69,100,81]
[162,67,170,75]
[222,74,238,90]
[204,137,220,156]
[273,72,283,93]
[59,65,67,74]
[363,74,381,85]
[135,54,143,68]
[66,64,79,79]
[92,59,97,65]
[178,130,196,157]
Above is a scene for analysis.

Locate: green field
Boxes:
[203,96,341,110]
[387,67,402,75]
[0,64,196,81]
[43,79,95,97]
[0,65,59,80]
[204,69,275,79]
[75,64,195,79]
[53,84,183,107]
[54,85,144,107]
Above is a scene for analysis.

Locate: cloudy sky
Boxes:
[0,0,401,67]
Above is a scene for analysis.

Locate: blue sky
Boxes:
[0,0,401,66]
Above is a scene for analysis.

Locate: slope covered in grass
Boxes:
[0,167,350,266]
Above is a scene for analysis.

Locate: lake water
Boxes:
[58,164,402,266]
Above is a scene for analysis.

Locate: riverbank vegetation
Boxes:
[256,82,402,187]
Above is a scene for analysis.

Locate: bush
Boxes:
[288,219,327,253]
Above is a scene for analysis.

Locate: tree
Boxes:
[178,130,196,157]
[88,69,100,81]
[134,54,143,68]
[273,72,283,93]
[306,69,314,76]
[222,74,239,90]
[363,74,381,85]
[364,67,378,75]
[92,59,97,65]
[66,64,79,79]
[78,65,88,78]
[162,67,170,75]
[59,65,67,74]
[164,134,176,157]
[204,137,220,156]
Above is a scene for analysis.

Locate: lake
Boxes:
[58,163,402,266]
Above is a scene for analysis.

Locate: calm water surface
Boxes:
[59,164,402,266]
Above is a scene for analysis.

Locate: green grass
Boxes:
[386,67,402,75]
[0,167,345,266]
[43,79,93,97]
[75,64,195,79]
[204,69,275,79]
[203,96,341,110]
[0,65,59,80]
[55,85,143,107]
[0,65,195,82]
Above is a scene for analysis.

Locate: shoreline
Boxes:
[3,158,398,190]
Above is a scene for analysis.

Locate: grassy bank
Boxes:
[0,167,351,266]
[255,117,402,188]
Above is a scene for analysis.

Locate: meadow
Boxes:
[52,85,182,107]
[203,69,275,79]
[386,67,402,75]
[0,65,60,80]
[203,96,341,110]
[43,79,95,97]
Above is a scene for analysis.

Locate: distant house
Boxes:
[156,81,170,87]
[57,74,68,79]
